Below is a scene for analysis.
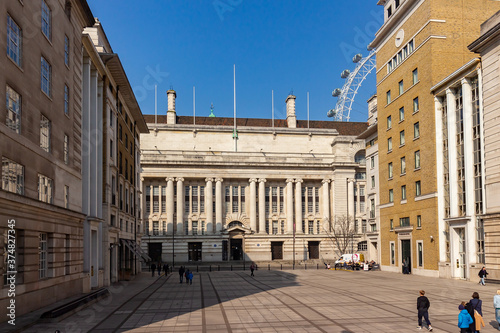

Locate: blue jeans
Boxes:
[480,277,485,285]
[496,308,500,328]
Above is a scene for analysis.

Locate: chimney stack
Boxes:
[286,94,296,128]
[166,90,176,124]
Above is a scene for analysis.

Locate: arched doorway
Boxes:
[227,221,246,261]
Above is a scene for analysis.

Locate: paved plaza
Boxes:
[7,269,500,333]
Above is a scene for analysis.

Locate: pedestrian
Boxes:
[467,292,483,333]
[185,268,189,284]
[494,290,500,330]
[458,302,474,333]
[163,263,168,276]
[158,262,161,276]
[187,270,193,285]
[417,290,433,331]
[179,266,185,283]
[403,259,410,274]
[166,264,170,274]
[478,267,488,286]
[250,263,255,277]
[151,262,156,277]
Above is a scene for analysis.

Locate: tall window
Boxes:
[161,186,166,213]
[414,122,420,139]
[41,57,51,96]
[40,115,51,152]
[7,15,22,66]
[279,187,284,213]
[472,79,483,215]
[399,80,404,95]
[442,100,450,218]
[417,215,421,228]
[415,150,420,169]
[388,137,393,152]
[153,186,159,213]
[386,90,391,104]
[399,107,404,122]
[417,241,423,267]
[413,97,419,113]
[41,0,51,40]
[272,187,278,213]
[370,156,375,169]
[64,84,69,115]
[64,35,70,66]
[388,162,393,179]
[416,180,421,196]
[112,176,116,206]
[389,189,394,203]
[39,233,48,279]
[401,156,406,174]
[401,185,407,200]
[38,174,53,204]
[2,157,24,195]
[390,219,394,230]
[390,242,395,265]
[456,88,466,216]
[387,115,392,129]
[400,217,410,227]
[64,185,69,209]
[371,176,375,189]
[400,130,405,146]
[412,68,418,84]
[63,134,69,164]
[6,85,21,133]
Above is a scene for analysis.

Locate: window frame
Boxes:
[401,185,407,200]
[41,0,51,40]
[387,115,392,129]
[413,97,419,113]
[412,68,418,84]
[400,156,406,175]
[7,15,22,67]
[41,57,51,97]
[2,157,24,195]
[417,240,423,267]
[6,85,22,133]
[388,162,393,179]
[415,150,421,169]
[64,84,69,115]
[416,180,421,197]
[39,233,48,279]
[399,80,404,95]
[64,35,70,67]
[40,114,51,152]
[400,130,405,146]
[388,137,393,152]
[63,134,69,164]
[414,122,420,139]
[389,189,394,203]
[386,90,391,104]
[399,107,405,122]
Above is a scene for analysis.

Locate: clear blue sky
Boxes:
[87,0,382,123]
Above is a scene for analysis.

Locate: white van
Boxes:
[335,253,363,265]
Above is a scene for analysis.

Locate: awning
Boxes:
[121,239,147,263]
[131,240,151,262]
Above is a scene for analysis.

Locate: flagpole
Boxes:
[154,85,157,126]
[234,64,237,152]
[272,90,274,130]
[307,91,310,130]
[193,86,196,126]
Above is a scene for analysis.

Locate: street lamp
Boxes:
[346,177,355,270]
[172,225,175,269]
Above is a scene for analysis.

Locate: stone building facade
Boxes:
[140,92,368,264]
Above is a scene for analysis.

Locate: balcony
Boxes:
[394,224,413,233]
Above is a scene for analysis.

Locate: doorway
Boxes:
[401,239,411,274]
[148,243,162,263]
[271,242,283,260]
[188,242,202,261]
[457,228,466,279]
[230,239,242,260]
[308,241,320,259]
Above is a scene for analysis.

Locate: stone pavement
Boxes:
[5,269,500,332]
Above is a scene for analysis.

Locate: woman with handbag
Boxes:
[467,292,484,333]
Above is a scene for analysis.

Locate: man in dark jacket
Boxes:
[417,290,433,331]
[179,266,185,283]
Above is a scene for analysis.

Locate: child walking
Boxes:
[458,302,474,333]
[417,290,433,331]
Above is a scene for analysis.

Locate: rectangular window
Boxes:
[39,233,48,279]
[415,150,420,169]
[386,90,391,104]
[41,0,51,39]
[390,242,395,265]
[399,107,404,122]
[6,85,21,133]
[390,219,394,230]
[413,97,419,113]
[110,139,113,158]
[416,180,421,197]
[161,186,166,213]
[401,185,407,200]
[64,35,69,66]
[417,241,423,267]
[2,157,24,195]
[64,185,69,209]
[41,57,51,96]
[387,6,392,17]
[399,80,404,95]
[388,162,393,179]
[387,115,392,129]
[414,122,420,139]
[362,220,367,234]
[400,217,410,227]
[370,156,375,169]
[64,84,69,115]
[412,68,418,84]
[7,15,22,67]
[64,134,69,164]
[153,186,159,213]
[40,115,51,152]
[400,130,405,146]
[38,174,53,204]
[112,176,116,206]
[401,156,406,174]
[389,189,394,203]
[371,176,375,189]
[120,184,123,210]
[417,215,421,228]
[388,137,392,152]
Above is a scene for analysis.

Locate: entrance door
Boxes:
[308,241,320,259]
[271,242,283,260]
[230,239,242,260]
[188,242,202,261]
[457,228,466,279]
[148,243,162,263]
[401,239,411,274]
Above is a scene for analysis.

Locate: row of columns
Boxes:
[147,178,333,235]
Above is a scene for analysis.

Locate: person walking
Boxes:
[187,270,193,285]
[250,263,255,277]
[184,268,190,284]
[494,290,500,330]
[417,290,433,331]
[478,267,488,286]
[178,266,185,283]
[458,302,474,333]
[163,263,168,276]
[158,262,161,276]
[151,262,156,277]
[467,292,483,333]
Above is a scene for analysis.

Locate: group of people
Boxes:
[178,266,194,285]
[150,262,170,277]
[417,288,500,332]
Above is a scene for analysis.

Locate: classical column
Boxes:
[258,178,267,233]
[215,178,223,232]
[295,179,303,234]
[166,178,174,233]
[249,178,257,232]
[322,179,330,234]
[205,178,214,234]
[286,179,294,234]
[176,178,184,235]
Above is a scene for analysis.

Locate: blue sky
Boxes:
[87,0,382,123]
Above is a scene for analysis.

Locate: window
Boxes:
[64,35,69,66]
[389,189,394,203]
[415,150,420,169]
[371,176,375,189]
[400,130,405,146]
[413,97,419,113]
[112,176,116,205]
[412,68,418,84]
[417,215,421,228]
[416,180,421,196]
[399,80,404,95]
[119,124,122,141]
[390,219,394,230]
[64,84,69,115]
[2,157,24,195]
[41,0,51,40]
[39,233,48,279]
[40,115,51,152]
[7,15,22,67]
[386,90,391,104]
[395,0,400,8]
[401,185,407,200]
[390,242,395,265]
[153,186,159,213]
[399,107,404,122]
[38,174,53,204]
[357,241,367,251]
[64,185,69,209]
[41,57,51,96]
[414,122,420,139]
[110,139,113,158]
[401,156,406,174]
[408,40,414,53]
[387,115,392,129]
[6,85,21,133]
[400,217,410,227]
[64,134,69,164]
[387,5,392,18]
[388,162,393,179]
[371,156,375,169]
[417,241,423,267]
[388,137,393,152]
[362,220,367,233]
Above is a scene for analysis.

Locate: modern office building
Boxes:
[140,91,368,264]
[369,0,500,278]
